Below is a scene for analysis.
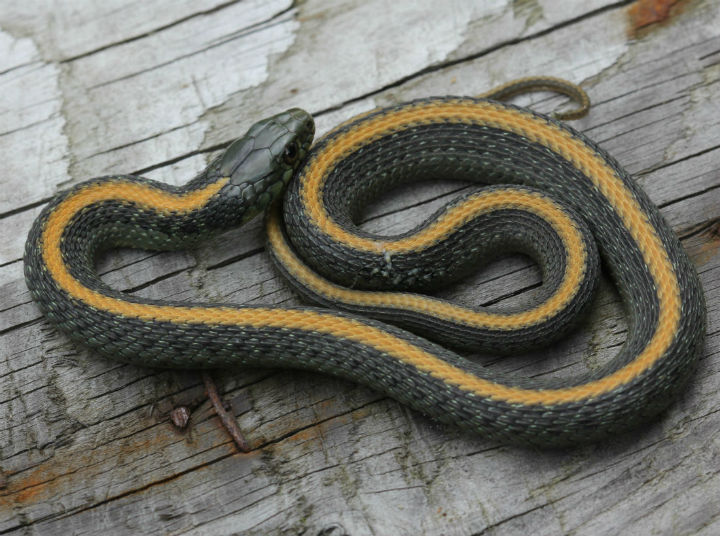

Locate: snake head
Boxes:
[218,108,315,221]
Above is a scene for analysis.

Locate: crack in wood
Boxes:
[58,0,250,64]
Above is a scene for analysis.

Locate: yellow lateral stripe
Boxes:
[268,189,587,329]
[41,101,681,405]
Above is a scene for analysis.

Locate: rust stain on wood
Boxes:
[0,427,172,508]
[291,427,323,443]
[627,0,689,37]
[1,463,71,507]
[11,473,48,504]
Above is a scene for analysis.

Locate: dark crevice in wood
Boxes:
[59,0,251,64]
[365,484,427,495]
[0,114,61,140]
[658,181,720,210]
[82,123,195,160]
[526,360,582,380]
[94,252,168,280]
[471,502,552,536]
[360,185,472,225]
[373,444,504,479]
[698,47,720,61]
[2,451,238,532]
[0,300,30,315]
[253,397,387,451]
[0,60,41,77]
[642,142,720,179]
[0,356,42,382]
[86,7,296,90]
[3,95,60,117]
[701,57,720,70]
[677,217,719,239]
[586,88,690,133]
[121,266,190,295]
[81,362,133,382]
[0,198,49,221]
[684,405,720,425]
[595,102,685,144]
[84,370,164,401]
[0,258,22,268]
[0,317,41,337]
[0,381,49,406]
[205,246,265,271]
[218,498,289,534]
[196,1,299,52]
[480,280,542,307]
[702,325,720,340]
[131,142,230,177]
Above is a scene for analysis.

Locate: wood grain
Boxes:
[1,0,719,534]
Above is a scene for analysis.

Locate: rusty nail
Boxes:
[203,372,251,452]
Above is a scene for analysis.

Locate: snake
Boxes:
[24,78,706,446]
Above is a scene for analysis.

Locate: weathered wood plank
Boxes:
[2,0,720,534]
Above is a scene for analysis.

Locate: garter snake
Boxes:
[24,78,706,446]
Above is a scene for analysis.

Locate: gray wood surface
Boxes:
[2,0,720,534]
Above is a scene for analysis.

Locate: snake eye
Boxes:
[282,142,300,164]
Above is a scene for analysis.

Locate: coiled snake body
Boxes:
[24,81,706,446]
